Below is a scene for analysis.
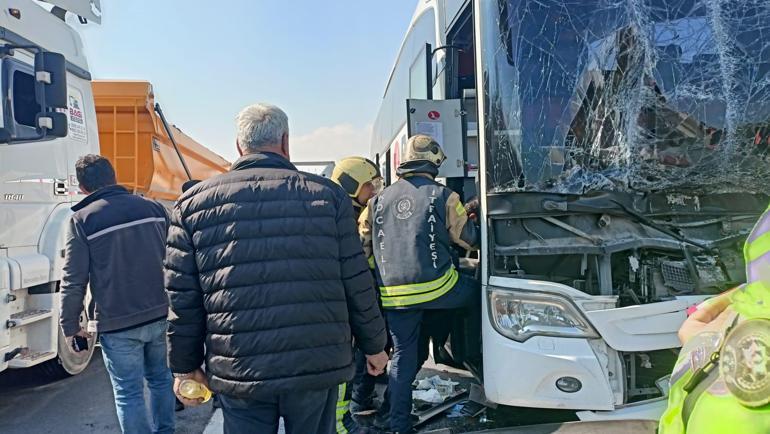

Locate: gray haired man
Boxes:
[165,103,389,434]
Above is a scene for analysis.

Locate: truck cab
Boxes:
[371,0,769,420]
[0,1,230,378]
[0,0,100,374]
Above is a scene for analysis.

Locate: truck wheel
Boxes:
[39,311,97,378]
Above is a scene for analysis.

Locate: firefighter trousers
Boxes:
[384,273,479,432]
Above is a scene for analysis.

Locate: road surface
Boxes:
[0,349,213,434]
[0,349,617,433]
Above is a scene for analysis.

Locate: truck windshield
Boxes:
[478,0,770,195]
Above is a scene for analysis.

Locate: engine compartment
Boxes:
[488,191,765,306]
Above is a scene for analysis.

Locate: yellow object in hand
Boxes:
[178,379,212,403]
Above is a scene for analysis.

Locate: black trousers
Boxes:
[219,387,338,434]
[385,273,479,432]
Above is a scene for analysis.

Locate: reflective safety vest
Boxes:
[370,176,459,308]
[659,206,770,434]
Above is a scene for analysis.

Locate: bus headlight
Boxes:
[488,288,599,342]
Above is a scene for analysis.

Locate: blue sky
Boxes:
[78,1,416,162]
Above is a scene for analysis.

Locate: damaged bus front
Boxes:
[370,0,770,420]
[476,0,770,419]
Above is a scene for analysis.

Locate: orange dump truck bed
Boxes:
[92,80,231,201]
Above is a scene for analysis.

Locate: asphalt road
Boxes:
[0,349,214,434]
[0,350,614,434]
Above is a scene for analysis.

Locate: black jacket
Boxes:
[164,152,387,398]
[60,185,169,336]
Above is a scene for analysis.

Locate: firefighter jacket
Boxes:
[359,162,479,308]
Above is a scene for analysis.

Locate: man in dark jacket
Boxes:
[60,155,174,434]
[165,103,388,434]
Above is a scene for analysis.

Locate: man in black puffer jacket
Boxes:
[165,103,388,434]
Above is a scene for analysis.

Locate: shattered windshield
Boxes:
[479,0,770,194]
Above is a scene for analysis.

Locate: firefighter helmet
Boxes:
[401,134,446,167]
[331,156,382,199]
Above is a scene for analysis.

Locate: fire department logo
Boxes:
[719,318,770,407]
[393,196,415,220]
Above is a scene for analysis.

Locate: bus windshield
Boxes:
[478,0,770,194]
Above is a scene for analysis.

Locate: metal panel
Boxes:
[444,0,470,31]
[7,253,50,290]
[0,27,91,80]
[407,98,465,178]
[0,258,11,370]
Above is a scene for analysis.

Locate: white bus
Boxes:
[371,0,770,420]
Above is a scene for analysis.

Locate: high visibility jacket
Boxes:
[659,206,770,434]
[359,173,479,308]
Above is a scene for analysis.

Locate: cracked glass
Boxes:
[479,0,770,194]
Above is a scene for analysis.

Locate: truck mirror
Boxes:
[34,51,67,109]
[36,112,68,138]
[0,128,11,144]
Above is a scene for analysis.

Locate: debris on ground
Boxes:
[413,388,445,404]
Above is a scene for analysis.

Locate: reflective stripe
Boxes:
[337,382,347,404]
[748,212,770,243]
[737,206,770,319]
[368,255,376,269]
[335,383,349,434]
[381,268,459,308]
[86,217,166,241]
[747,250,770,282]
[336,422,348,434]
[380,267,457,297]
[746,230,770,262]
[731,280,770,319]
[455,201,466,216]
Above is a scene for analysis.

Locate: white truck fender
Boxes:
[37,203,74,283]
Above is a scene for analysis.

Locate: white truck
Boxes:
[371,0,769,421]
[0,0,102,377]
[0,0,230,378]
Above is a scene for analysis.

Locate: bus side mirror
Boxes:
[34,51,67,109]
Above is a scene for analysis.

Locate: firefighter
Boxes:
[331,157,383,220]
[360,135,480,434]
[659,205,770,434]
[331,156,384,433]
